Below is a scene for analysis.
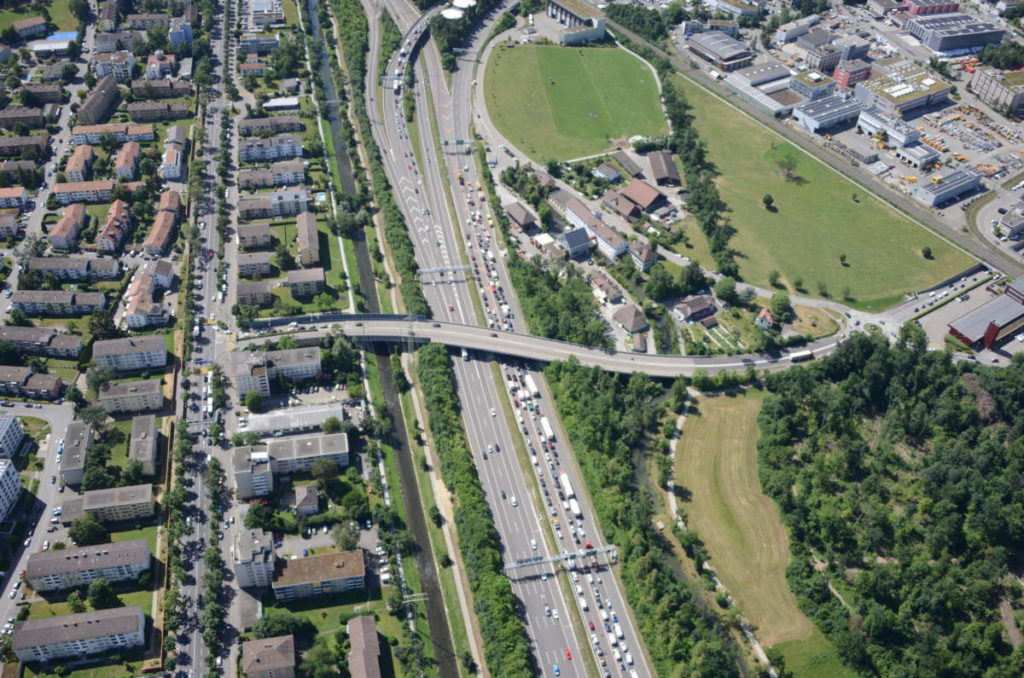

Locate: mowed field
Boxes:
[677,390,854,678]
[672,75,972,311]
[485,45,667,161]
[0,0,76,33]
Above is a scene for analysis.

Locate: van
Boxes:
[579,596,588,611]
[612,649,622,664]
[607,632,617,647]
[600,609,609,621]
[575,584,583,596]
[614,623,624,639]
[625,652,634,665]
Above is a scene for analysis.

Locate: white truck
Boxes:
[559,472,575,500]
[614,622,624,640]
[524,374,540,398]
[540,415,555,442]
[569,498,583,519]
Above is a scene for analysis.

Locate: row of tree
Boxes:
[758,331,1024,676]
[415,344,533,677]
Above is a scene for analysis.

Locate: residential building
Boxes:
[709,0,761,17]
[93,29,137,54]
[100,0,119,30]
[0,186,26,210]
[25,540,150,592]
[229,348,322,398]
[237,281,273,306]
[906,13,1004,54]
[128,414,157,476]
[71,123,155,144]
[284,268,325,297]
[20,83,62,104]
[159,189,181,216]
[93,335,167,372]
[168,17,193,47]
[27,39,72,58]
[553,192,627,260]
[0,415,24,458]
[77,76,121,125]
[561,227,590,259]
[240,61,267,77]
[114,141,140,180]
[11,607,145,663]
[620,179,665,213]
[0,106,44,129]
[756,307,779,330]
[242,635,295,678]
[914,167,982,206]
[686,31,753,71]
[240,34,280,54]
[96,380,163,413]
[673,295,718,322]
[238,159,306,188]
[11,290,106,316]
[142,209,177,255]
[613,305,648,335]
[65,144,95,182]
[238,187,310,219]
[0,159,37,181]
[970,67,1024,117]
[854,64,952,117]
[160,146,183,180]
[240,134,303,162]
[347,617,381,678]
[602,189,641,223]
[0,326,83,358]
[238,114,303,136]
[233,447,274,498]
[0,459,18,521]
[613,151,643,178]
[12,16,47,39]
[271,550,365,601]
[790,71,837,100]
[131,78,190,99]
[593,162,620,184]
[294,485,318,515]
[92,51,134,81]
[60,421,92,486]
[0,214,15,239]
[144,51,175,79]
[52,180,114,205]
[629,241,658,272]
[833,59,872,89]
[648,150,680,186]
[0,133,47,158]
[121,287,169,329]
[296,212,319,266]
[27,256,120,281]
[238,223,274,249]
[504,201,537,231]
[792,95,865,133]
[127,100,190,122]
[96,199,132,253]
[126,13,169,29]
[233,508,276,588]
[237,251,273,277]
[70,484,155,523]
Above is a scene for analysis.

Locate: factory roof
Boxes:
[688,31,750,61]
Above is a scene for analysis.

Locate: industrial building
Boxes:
[792,96,865,133]
[906,14,1005,55]
[949,278,1024,349]
[856,107,921,147]
[789,71,837,100]
[833,59,872,89]
[723,62,798,116]
[970,67,1024,117]
[914,167,983,206]
[853,65,952,116]
[686,31,753,72]
[545,0,606,45]
[903,0,960,15]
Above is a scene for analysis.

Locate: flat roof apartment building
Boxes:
[0,414,24,458]
[62,484,155,524]
[296,212,320,266]
[284,267,325,297]
[97,379,163,413]
[77,75,122,125]
[272,550,365,601]
[26,540,150,592]
[129,414,158,476]
[60,421,93,486]
[233,513,277,588]
[92,335,167,372]
[0,459,20,521]
[230,347,322,398]
[233,433,349,498]
[12,606,145,662]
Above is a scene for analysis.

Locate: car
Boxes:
[42,540,48,550]
[490,407,496,417]
[530,538,537,550]
[565,649,572,660]
[552,664,560,676]
[303,549,308,557]
[6,591,12,600]
[588,621,596,630]
[22,538,29,547]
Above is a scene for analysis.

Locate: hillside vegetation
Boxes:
[759,329,1024,676]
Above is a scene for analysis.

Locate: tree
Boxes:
[86,365,115,394]
[839,253,848,266]
[644,263,680,302]
[775,153,797,179]
[68,514,108,546]
[78,405,108,427]
[87,578,121,610]
[769,292,793,323]
[5,309,30,327]
[0,341,22,366]
[322,416,342,434]
[61,63,78,82]
[122,460,144,486]
[762,194,774,209]
[311,458,340,485]
[88,309,121,342]
[243,390,262,412]
[274,242,296,271]
[714,277,737,305]
[332,520,359,551]
[922,246,933,259]
[69,0,90,22]
[67,590,86,613]
[252,608,316,640]
[300,637,339,678]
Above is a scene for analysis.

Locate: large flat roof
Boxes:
[949,294,1024,341]
[246,402,347,433]
[549,0,602,20]
[273,550,365,588]
[688,31,750,62]
[92,334,165,357]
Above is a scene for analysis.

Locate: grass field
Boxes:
[485,45,667,161]
[677,390,854,678]
[673,75,972,310]
[0,0,76,34]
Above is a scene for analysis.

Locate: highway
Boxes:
[365,0,656,674]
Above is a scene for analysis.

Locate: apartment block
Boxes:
[239,134,302,162]
[52,180,115,205]
[66,484,155,523]
[130,78,191,99]
[26,540,150,592]
[113,141,140,180]
[27,256,120,281]
[229,347,322,398]
[238,223,273,249]
[96,199,132,253]
[48,203,88,250]
[92,50,134,81]
[238,114,303,135]
[96,380,163,413]
[0,326,82,358]
[142,209,177,255]
[242,635,295,678]
[0,133,48,158]
[65,144,95,182]
[272,550,365,602]
[0,106,44,129]
[295,212,319,266]
[234,513,277,588]
[0,459,18,520]
[71,123,155,145]
[237,158,306,188]
[0,186,27,209]
[284,268,325,297]
[60,421,92,486]
[12,607,145,662]
[128,414,158,476]
[237,251,273,277]
[93,335,167,372]
[0,415,24,458]
[237,281,273,307]
[11,290,106,316]
[126,100,189,122]
[233,433,349,498]
[77,76,121,125]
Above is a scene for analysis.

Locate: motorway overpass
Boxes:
[250,314,841,377]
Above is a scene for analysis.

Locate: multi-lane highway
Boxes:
[364,0,655,674]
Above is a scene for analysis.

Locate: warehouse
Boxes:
[854,65,952,117]
[914,167,983,206]
[970,68,1024,117]
[906,14,1005,55]
[792,96,864,133]
[948,278,1024,349]
[686,32,753,72]
[856,107,921,147]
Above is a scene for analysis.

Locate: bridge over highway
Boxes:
[248,314,844,377]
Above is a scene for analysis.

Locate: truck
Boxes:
[524,374,540,398]
[559,472,575,500]
[541,416,555,442]
[614,623,624,640]
[569,498,583,519]
[393,79,401,94]
[457,172,464,185]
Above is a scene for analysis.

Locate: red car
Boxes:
[564,649,572,660]
[588,621,595,631]
[448,305,454,311]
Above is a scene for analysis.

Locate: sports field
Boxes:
[677,391,853,678]
[672,75,972,311]
[485,45,667,161]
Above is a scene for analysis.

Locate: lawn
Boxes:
[18,416,50,443]
[677,390,852,678]
[108,419,133,469]
[30,589,153,620]
[111,524,159,556]
[485,45,666,161]
[672,75,972,310]
[0,0,76,34]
